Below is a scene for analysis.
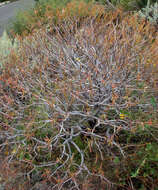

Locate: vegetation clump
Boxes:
[0,1,158,190]
[139,1,158,25]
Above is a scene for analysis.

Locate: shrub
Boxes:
[0,0,9,2]
[0,30,13,59]
[0,30,19,68]
[139,1,158,24]
[108,0,157,11]
[0,6,158,190]
[9,0,96,36]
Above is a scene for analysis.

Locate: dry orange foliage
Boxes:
[0,3,158,189]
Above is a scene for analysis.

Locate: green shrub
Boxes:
[0,30,19,68]
[108,0,157,10]
[139,1,158,24]
[9,11,32,36]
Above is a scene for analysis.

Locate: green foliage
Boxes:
[131,142,158,178]
[106,0,157,10]
[0,30,18,67]
[0,0,8,2]
[113,126,158,188]
[114,156,120,164]
[136,0,157,8]
[36,0,71,8]
[0,30,13,56]
[150,96,157,109]
[12,12,30,35]
[139,1,158,24]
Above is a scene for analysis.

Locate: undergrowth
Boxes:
[8,0,158,37]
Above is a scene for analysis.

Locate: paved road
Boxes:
[0,0,35,36]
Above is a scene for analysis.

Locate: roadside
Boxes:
[0,1,10,7]
[0,0,35,36]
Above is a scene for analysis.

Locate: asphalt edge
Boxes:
[0,1,10,7]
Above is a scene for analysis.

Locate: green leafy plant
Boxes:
[0,30,19,68]
[139,1,158,24]
[117,0,157,10]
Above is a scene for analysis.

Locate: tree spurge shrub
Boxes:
[0,8,158,189]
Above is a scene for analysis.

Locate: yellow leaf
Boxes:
[75,57,81,62]
[119,114,125,120]
[12,149,17,154]
[4,151,9,156]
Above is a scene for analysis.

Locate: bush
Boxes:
[139,1,158,24]
[1,6,158,189]
[0,30,19,68]
[106,0,157,11]
[9,0,91,36]
[0,0,8,2]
